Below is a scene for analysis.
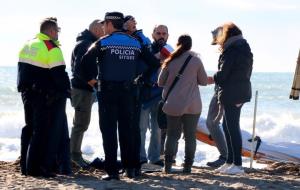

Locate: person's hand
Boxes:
[207,76,215,85]
[155,52,167,62]
[154,52,161,59]
[88,79,97,87]
[156,38,166,50]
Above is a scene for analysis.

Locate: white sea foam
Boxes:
[241,113,300,144]
[1,109,299,169]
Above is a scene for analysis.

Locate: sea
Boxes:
[1,66,299,168]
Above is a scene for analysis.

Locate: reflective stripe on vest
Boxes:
[18,33,65,69]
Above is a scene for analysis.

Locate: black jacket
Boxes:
[71,29,98,91]
[213,38,253,105]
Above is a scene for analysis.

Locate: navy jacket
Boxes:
[213,38,253,105]
[139,41,166,109]
[78,31,159,88]
[131,30,152,75]
[71,29,98,91]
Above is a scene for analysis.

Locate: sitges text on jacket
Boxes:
[80,31,160,87]
[100,32,142,81]
[17,33,70,93]
[81,31,143,82]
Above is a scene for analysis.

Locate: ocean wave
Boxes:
[1,111,299,164]
[240,113,300,144]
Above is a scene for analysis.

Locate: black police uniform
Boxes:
[80,30,159,176]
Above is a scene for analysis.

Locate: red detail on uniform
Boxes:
[43,40,57,51]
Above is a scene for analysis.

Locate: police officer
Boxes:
[17,17,71,177]
[79,12,159,180]
[123,15,160,166]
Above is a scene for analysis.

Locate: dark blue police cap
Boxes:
[104,12,124,21]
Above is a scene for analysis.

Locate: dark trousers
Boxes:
[134,97,142,166]
[20,91,34,175]
[165,114,199,166]
[47,101,70,173]
[222,104,243,166]
[24,90,48,175]
[56,114,71,173]
[22,90,69,175]
[98,83,140,175]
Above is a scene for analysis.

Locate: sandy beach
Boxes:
[0,160,299,190]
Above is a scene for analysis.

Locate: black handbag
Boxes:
[157,55,193,129]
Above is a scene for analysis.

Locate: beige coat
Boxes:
[158,51,208,116]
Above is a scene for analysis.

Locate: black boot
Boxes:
[135,168,142,177]
[207,156,226,168]
[124,168,135,178]
[164,162,172,174]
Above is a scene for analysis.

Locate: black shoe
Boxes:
[39,167,56,178]
[58,163,73,176]
[152,160,164,167]
[42,171,56,178]
[182,167,191,173]
[135,168,142,177]
[101,174,120,181]
[206,156,226,168]
[140,160,147,165]
[124,168,135,178]
[59,168,73,176]
[27,167,57,178]
[72,157,89,169]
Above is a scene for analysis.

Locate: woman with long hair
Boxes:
[208,22,253,174]
[158,34,207,173]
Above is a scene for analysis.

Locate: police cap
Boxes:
[104,12,124,21]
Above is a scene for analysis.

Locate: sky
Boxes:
[0,0,299,72]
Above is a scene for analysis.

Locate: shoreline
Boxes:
[0,160,299,189]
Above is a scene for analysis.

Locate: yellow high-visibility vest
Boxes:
[19,33,65,69]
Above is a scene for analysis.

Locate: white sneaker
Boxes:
[221,164,244,175]
[215,163,231,173]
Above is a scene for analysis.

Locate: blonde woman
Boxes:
[208,22,253,174]
[158,34,207,173]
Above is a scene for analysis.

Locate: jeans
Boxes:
[70,88,95,156]
[139,102,161,163]
[223,104,243,166]
[165,114,200,166]
[206,94,227,159]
